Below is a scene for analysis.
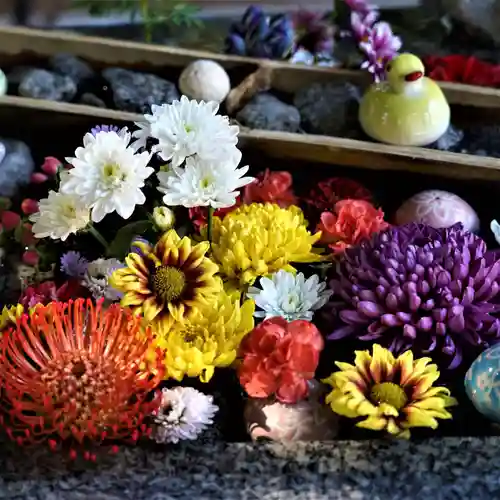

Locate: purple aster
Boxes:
[359,21,402,81]
[327,223,500,369]
[90,124,120,137]
[350,11,378,41]
[60,251,89,278]
[344,0,378,15]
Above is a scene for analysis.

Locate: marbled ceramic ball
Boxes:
[244,382,338,441]
[178,60,231,104]
[395,190,479,232]
[465,344,500,422]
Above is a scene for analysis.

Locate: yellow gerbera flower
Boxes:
[0,304,24,331]
[153,288,255,383]
[207,203,323,286]
[322,344,457,439]
[110,230,220,328]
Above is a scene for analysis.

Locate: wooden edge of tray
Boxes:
[0,27,499,110]
[2,94,500,181]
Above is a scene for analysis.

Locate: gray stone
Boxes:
[428,123,464,151]
[235,93,301,132]
[49,53,95,85]
[440,0,500,46]
[18,69,77,102]
[0,138,35,197]
[79,92,107,108]
[294,82,361,136]
[102,67,179,113]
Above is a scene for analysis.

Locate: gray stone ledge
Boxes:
[1,437,499,499]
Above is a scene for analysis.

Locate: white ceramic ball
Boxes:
[0,69,6,97]
[178,59,231,104]
[395,190,479,232]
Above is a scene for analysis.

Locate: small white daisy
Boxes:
[30,191,90,241]
[247,270,333,321]
[134,96,240,167]
[82,258,123,302]
[151,387,218,444]
[157,150,254,208]
[61,129,154,223]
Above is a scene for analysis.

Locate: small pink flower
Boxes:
[350,11,378,41]
[21,198,39,215]
[30,172,48,184]
[22,250,39,267]
[41,156,62,176]
[345,0,377,15]
[360,21,402,81]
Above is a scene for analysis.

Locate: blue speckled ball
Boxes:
[465,344,500,422]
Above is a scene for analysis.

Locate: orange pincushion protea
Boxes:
[0,299,164,459]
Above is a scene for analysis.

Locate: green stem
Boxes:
[207,206,215,244]
[88,224,109,251]
[140,0,152,43]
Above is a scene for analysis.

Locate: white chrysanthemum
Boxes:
[151,387,218,444]
[134,96,240,167]
[157,151,254,208]
[61,129,154,223]
[82,258,123,302]
[247,270,333,321]
[30,191,90,241]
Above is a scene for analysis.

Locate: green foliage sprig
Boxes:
[72,0,202,43]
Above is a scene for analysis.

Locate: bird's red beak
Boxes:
[404,71,423,82]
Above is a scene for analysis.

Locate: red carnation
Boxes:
[238,317,324,404]
[243,169,297,207]
[424,55,500,87]
[317,199,389,254]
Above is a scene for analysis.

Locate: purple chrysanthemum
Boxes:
[60,251,89,278]
[90,125,120,137]
[328,223,500,369]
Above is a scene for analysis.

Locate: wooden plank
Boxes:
[1,94,500,181]
[0,26,499,111]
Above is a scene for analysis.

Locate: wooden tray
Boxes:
[0,26,500,181]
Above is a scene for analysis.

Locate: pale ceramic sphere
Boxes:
[395,190,479,232]
[178,60,231,104]
[0,69,6,97]
[465,343,500,423]
[244,382,338,442]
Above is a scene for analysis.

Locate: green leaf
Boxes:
[106,220,153,259]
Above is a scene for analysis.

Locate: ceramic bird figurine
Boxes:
[359,53,450,146]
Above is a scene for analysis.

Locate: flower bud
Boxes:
[30,172,48,184]
[22,250,39,267]
[153,206,176,231]
[41,156,62,176]
[1,211,21,231]
[21,198,39,215]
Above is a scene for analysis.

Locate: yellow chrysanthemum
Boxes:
[0,304,24,331]
[322,344,457,439]
[110,230,220,328]
[153,288,255,383]
[207,203,323,286]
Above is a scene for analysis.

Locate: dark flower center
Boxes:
[370,382,408,410]
[152,266,186,303]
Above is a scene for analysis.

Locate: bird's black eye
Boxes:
[386,63,392,72]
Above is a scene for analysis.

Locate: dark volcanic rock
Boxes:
[79,92,107,108]
[18,68,77,102]
[0,138,35,197]
[236,93,301,132]
[462,124,500,158]
[427,123,464,151]
[49,53,95,85]
[102,67,179,113]
[294,81,361,136]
